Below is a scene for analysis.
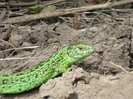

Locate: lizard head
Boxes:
[67,42,94,62]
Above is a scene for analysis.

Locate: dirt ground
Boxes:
[0,0,133,99]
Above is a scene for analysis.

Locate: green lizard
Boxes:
[0,42,94,94]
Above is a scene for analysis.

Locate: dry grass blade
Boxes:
[110,62,133,74]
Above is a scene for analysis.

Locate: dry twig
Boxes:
[0,8,6,22]
[0,57,46,61]
[0,0,65,7]
[110,62,133,74]
[2,0,133,24]
[0,46,39,54]
[0,38,15,48]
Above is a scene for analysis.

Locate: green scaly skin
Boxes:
[0,42,94,94]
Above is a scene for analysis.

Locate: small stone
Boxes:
[90,27,98,32]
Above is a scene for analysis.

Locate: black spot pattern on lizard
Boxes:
[29,69,34,72]
[2,75,9,77]
[2,79,8,84]
[16,73,24,76]
[44,58,50,63]
[42,69,48,74]
[34,74,38,78]
[2,86,5,88]
[34,66,40,69]
[19,85,22,87]
[19,89,22,91]
[20,78,27,82]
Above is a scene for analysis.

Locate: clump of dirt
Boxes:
[40,67,90,99]
[40,68,133,99]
